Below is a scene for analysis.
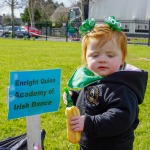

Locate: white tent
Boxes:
[89,0,150,21]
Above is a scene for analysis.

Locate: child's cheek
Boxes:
[111,62,121,72]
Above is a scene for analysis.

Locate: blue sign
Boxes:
[8,69,61,120]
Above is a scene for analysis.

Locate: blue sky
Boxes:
[54,0,72,7]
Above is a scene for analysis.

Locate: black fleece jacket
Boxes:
[70,70,148,150]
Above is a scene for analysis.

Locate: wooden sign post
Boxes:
[26,115,41,150]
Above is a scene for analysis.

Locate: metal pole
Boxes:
[11,0,14,39]
[46,21,47,41]
[11,21,13,39]
[148,20,150,46]
[28,22,30,39]
[66,21,68,42]
[81,0,84,21]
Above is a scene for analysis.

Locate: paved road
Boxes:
[36,36,81,42]
[0,36,81,42]
[37,36,66,42]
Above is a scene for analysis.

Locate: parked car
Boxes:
[0,26,4,37]
[21,26,41,38]
[15,27,31,38]
[3,26,19,37]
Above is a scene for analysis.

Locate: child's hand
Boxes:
[70,115,85,132]
[63,91,73,105]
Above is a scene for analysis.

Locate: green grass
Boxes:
[0,39,150,150]
[129,37,148,45]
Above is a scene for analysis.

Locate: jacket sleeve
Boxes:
[83,85,138,138]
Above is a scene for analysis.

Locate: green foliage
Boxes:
[35,21,52,30]
[21,7,30,23]
[21,7,41,23]
[34,9,42,22]
[0,39,149,150]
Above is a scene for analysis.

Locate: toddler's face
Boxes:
[86,39,124,76]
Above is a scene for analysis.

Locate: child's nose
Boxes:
[98,55,106,63]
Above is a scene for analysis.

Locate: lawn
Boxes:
[0,38,150,150]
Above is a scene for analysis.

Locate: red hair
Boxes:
[82,24,127,63]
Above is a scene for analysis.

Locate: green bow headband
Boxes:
[79,16,122,35]
[79,18,96,35]
[104,16,122,31]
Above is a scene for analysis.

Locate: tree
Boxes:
[28,0,36,26]
[34,8,41,22]
[21,7,30,23]
[38,0,57,20]
[21,0,39,26]
[22,0,58,25]
[23,0,55,26]
[21,7,41,24]
[0,0,22,36]
[2,15,12,26]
